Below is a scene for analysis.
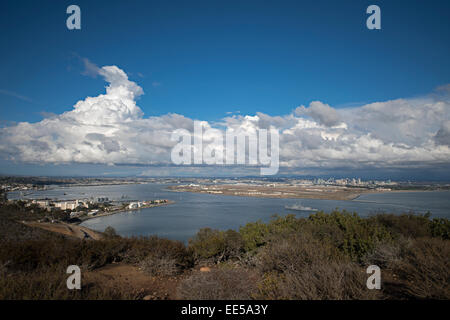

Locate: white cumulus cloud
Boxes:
[0,64,449,173]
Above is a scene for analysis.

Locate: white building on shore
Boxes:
[128,202,143,209]
[53,200,87,211]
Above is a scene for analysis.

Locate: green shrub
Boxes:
[239,221,270,252]
[430,218,450,239]
[373,213,432,238]
[188,228,244,263]
[188,228,226,262]
[254,232,379,300]
[1,203,449,300]
[307,210,393,260]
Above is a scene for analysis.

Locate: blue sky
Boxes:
[1,0,449,123]
[0,0,449,178]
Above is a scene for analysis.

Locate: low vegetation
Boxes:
[183,210,449,300]
[0,202,449,300]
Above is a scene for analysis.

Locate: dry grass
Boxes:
[177,268,258,300]
[140,255,181,277]
[254,233,380,300]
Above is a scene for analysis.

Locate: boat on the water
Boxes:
[285,202,318,212]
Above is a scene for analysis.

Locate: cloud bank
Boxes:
[1,65,449,174]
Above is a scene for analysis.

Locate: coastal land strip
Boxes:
[168,184,434,201]
[77,200,175,223]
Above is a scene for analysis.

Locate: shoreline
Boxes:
[75,200,175,224]
[351,189,446,201]
[6,181,154,197]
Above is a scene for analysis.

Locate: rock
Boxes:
[200,267,211,272]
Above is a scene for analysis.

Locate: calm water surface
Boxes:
[9,183,450,242]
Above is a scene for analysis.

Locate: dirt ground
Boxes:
[20,222,190,299]
[23,221,104,240]
[85,263,187,300]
